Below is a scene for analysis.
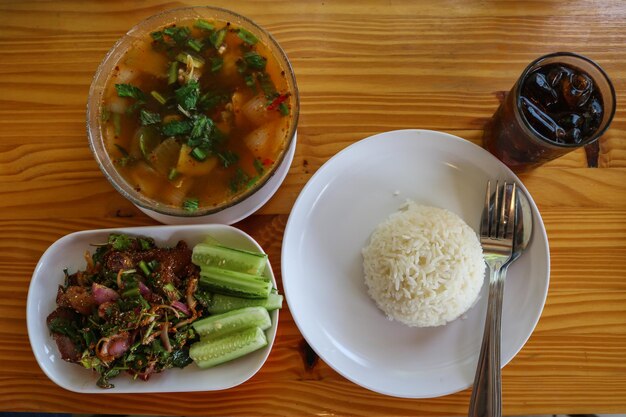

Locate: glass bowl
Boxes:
[87,6,299,224]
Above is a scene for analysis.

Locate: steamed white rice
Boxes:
[362,201,485,327]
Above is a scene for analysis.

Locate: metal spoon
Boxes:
[468,186,533,417]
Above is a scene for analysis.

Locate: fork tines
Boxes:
[481,180,517,241]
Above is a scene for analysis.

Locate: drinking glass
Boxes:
[483,52,615,170]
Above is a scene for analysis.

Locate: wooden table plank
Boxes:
[1,0,625,415]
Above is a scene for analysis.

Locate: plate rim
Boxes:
[281,129,550,398]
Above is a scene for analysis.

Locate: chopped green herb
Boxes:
[168,61,179,85]
[139,109,162,126]
[183,198,199,212]
[229,167,251,193]
[253,158,265,174]
[122,286,141,299]
[187,38,203,52]
[278,102,289,116]
[218,151,239,168]
[138,260,151,276]
[243,52,266,70]
[198,92,226,111]
[170,348,192,368]
[150,30,170,53]
[175,52,205,68]
[209,28,227,49]
[161,120,193,136]
[151,31,165,43]
[189,114,214,141]
[210,57,223,72]
[175,80,200,111]
[237,28,258,45]
[115,84,146,101]
[112,112,122,137]
[244,74,255,87]
[257,72,277,98]
[150,91,167,105]
[163,282,180,301]
[138,238,153,250]
[115,147,136,166]
[168,167,179,181]
[163,26,191,45]
[108,234,133,251]
[115,155,133,167]
[114,144,132,166]
[190,146,208,161]
[246,175,260,188]
[115,144,129,156]
[48,316,78,339]
[187,126,220,156]
[194,19,215,31]
[236,58,247,74]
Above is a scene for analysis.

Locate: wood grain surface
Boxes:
[1,0,625,415]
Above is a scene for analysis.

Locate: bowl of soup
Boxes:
[87,6,299,224]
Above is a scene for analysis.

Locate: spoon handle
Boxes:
[468,266,507,417]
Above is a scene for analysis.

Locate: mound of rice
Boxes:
[362,201,485,327]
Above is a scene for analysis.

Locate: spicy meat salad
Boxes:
[46,233,283,389]
[47,234,200,388]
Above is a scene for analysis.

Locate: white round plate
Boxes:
[139,132,297,225]
[281,129,550,398]
[27,224,279,393]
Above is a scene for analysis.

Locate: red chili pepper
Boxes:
[267,94,289,111]
[262,158,274,166]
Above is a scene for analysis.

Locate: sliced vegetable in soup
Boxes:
[101,19,293,212]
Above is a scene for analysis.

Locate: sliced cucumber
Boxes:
[192,306,271,340]
[199,266,272,299]
[200,265,270,283]
[192,243,267,275]
[190,326,267,369]
[205,292,284,314]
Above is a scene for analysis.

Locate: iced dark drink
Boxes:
[484,52,615,169]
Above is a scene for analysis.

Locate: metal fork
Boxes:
[468,180,517,417]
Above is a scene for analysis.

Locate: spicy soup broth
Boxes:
[100,18,293,212]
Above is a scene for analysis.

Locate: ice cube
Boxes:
[520,97,566,141]
[525,72,558,106]
[547,65,574,88]
[567,127,583,144]
[580,97,603,137]
[558,113,584,129]
[588,97,603,121]
[562,72,593,108]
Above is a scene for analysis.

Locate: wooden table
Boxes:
[1,0,625,415]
